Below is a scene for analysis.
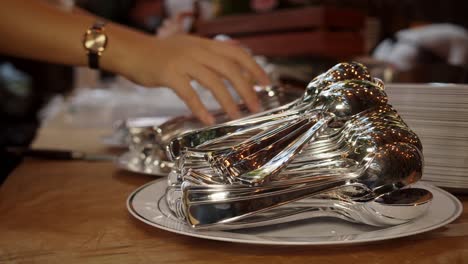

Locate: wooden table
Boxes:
[0,124,467,263]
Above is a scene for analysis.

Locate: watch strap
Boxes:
[91,21,106,30]
[89,52,99,69]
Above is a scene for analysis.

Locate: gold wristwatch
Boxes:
[83,21,108,69]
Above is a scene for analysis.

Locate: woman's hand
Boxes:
[116,34,270,124]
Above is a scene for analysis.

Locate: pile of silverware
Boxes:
[165,62,431,230]
[115,85,303,175]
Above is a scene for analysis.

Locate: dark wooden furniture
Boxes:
[195,6,365,58]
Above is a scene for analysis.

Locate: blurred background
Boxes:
[1,0,468,178]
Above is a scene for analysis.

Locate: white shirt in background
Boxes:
[373,23,468,70]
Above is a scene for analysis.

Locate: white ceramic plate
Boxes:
[127,179,463,245]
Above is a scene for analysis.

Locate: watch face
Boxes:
[84,30,107,53]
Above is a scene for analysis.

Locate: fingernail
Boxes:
[249,100,261,113]
[204,115,216,125]
[230,110,242,120]
[261,75,271,85]
[252,105,261,113]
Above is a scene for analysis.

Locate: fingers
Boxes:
[208,40,270,86]
[194,50,261,113]
[145,34,271,124]
[170,75,215,125]
[187,62,242,120]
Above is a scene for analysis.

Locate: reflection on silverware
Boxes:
[180,142,423,227]
[116,145,174,176]
[101,117,170,148]
[188,188,433,230]
[164,62,427,230]
[116,85,304,176]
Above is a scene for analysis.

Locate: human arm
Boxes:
[0,0,270,124]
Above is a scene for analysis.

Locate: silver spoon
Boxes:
[302,61,374,104]
[198,188,433,230]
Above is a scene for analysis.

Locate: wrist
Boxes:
[99,23,150,77]
[98,24,126,74]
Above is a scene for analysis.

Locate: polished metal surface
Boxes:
[162,62,426,230]
[178,142,423,227]
[117,85,303,175]
[185,188,433,230]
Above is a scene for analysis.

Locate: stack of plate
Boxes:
[386,83,468,191]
